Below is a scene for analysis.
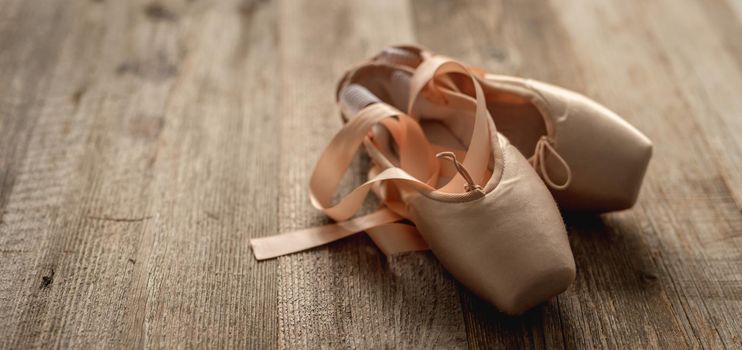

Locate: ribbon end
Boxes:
[250,239,277,261]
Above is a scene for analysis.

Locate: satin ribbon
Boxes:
[251,57,498,260]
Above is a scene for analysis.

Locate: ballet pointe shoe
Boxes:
[252,59,575,314]
[338,45,653,212]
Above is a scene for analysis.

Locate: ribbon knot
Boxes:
[528,136,572,190]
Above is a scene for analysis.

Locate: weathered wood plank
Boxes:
[111,0,282,347]
[1,0,280,347]
[640,0,742,210]
[0,1,109,347]
[273,0,467,348]
[553,0,742,346]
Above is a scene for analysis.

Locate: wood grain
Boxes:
[1,0,280,347]
[0,0,740,348]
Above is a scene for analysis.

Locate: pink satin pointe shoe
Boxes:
[337,45,653,212]
[252,59,575,314]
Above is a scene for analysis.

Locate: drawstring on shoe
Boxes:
[528,136,572,190]
[436,151,484,193]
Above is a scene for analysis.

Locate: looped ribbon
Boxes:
[435,152,484,194]
[251,56,499,261]
[528,136,572,190]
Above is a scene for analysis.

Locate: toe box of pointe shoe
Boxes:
[408,142,576,315]
[531,80,653,212]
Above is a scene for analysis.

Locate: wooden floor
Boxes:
[0,0,740,348]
